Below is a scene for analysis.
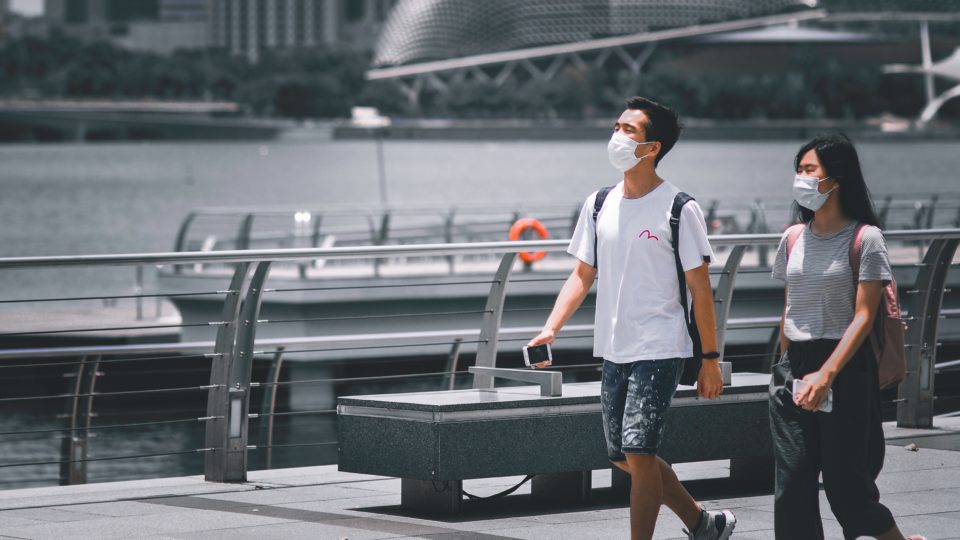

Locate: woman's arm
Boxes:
[780,288,789,355]
[795,280,883,411]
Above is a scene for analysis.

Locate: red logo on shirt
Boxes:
[638,229,659,241]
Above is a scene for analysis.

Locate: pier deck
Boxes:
[2,418,959,540]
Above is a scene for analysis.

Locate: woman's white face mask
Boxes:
[607,131,653,172]
[793,174,836,211]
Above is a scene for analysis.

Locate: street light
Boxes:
[350,107,392,207]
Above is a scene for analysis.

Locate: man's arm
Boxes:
[685,262,723,400]
[527,261,597,347]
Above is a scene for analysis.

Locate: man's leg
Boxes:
[625,453,662,540]
[612,458,701,530]
[619,358,736,539]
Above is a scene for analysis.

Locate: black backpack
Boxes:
[592,186,703,386]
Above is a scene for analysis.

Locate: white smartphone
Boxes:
[522,343,552,368]
[790,379,833,413]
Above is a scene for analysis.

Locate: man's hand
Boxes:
[526,331,555,369]
[795,370,832,412]
[697,359,723,400]
[527,330,556,348]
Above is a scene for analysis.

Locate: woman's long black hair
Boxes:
[793,133,880,227]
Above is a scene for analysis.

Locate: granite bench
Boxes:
[337,371,773,514]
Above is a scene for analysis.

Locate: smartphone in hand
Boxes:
[523,343,552,368]
[791,379,833,413]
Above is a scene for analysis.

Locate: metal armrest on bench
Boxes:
[468,366,562,396]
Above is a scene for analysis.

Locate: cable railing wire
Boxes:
[252,409,336,418]
[262,339,487,356]
[249,442,338,450]
[0,384,219,403]
[0,321,227,338]
[265,279,499,293]
[0,290,231,305]
[257,309,493,325]
[0,417,211,438]
[0,353,211,370]
[0,448,216,469]
[260,370,464,387]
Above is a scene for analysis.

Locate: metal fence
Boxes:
[0,230,958,488]
[173,195,960,254]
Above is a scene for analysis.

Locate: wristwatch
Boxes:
[702,352,721,360]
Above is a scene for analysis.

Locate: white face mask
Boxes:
[793,174,836,211]
[607,131,653,173]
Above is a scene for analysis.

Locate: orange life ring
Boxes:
[509,218,549,264]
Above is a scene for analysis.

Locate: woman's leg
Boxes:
[770,352,825,540]
[818,349,897,539]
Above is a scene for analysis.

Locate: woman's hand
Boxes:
[794,370,833,412]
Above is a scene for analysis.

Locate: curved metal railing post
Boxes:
[204,262,250,482]
[223,261,272,482]
[236,214,255,251]
[897,238,960,428]
[258,347,285,470]
[446,338,463,391]
[472,252,518,390]
[173,211,198,254]
[713,245,746,357]
[58,354,100,485]
[445,209,456,273]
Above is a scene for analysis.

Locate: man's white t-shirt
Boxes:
[567,181,714,363]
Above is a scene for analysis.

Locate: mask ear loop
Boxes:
[820,176,838,197]
[635,141,657,162]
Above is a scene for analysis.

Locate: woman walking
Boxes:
[769,133,925,540]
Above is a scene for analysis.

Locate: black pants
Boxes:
[769,340,896,540]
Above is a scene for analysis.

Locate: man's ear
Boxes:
[649,141,661,157]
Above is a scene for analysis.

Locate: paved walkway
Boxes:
[2,433,960,540]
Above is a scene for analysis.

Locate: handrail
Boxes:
[1,229,958,486]
[2,229,960,269]
[173,194,960,254]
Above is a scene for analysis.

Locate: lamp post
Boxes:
[351,107,392,208]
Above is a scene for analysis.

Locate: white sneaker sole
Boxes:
[717,510,736,540]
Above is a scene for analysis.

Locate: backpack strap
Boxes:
[671,192,697,330]
[671,192,703,386]
[848,223,869,285]
[784,223,805,261]
[591,185,615,269]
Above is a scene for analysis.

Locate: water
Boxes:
[1,138,956,300]
[1,138,958,489]
[1,139,956,259]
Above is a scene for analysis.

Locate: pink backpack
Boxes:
[785,223,906,389]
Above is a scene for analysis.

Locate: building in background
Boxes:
[42,0,209,53]
[0,0,9,40]
[34,0,397,61]
[208,0,396,63]
[1,0,49,41]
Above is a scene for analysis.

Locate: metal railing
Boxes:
[1,230,958,487]
[172,195,960,256]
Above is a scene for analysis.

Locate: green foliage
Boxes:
[0,34,938,120]
[0,34,372,119]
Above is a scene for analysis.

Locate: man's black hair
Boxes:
[624,96,682,166]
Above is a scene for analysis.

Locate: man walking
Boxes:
[527,97,735,540]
